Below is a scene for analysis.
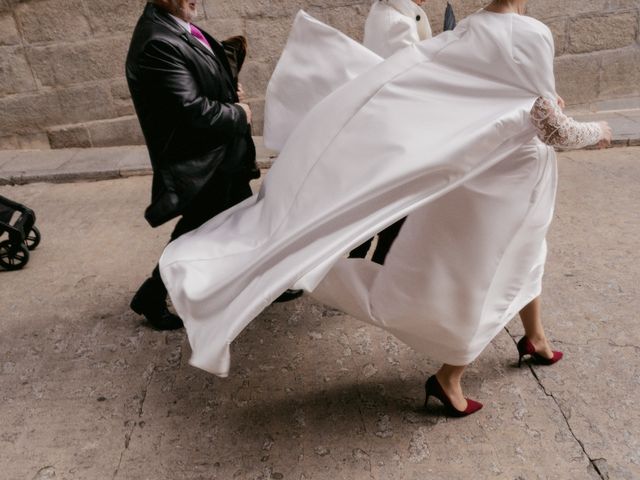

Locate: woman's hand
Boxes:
[237,83,247,102]
[597,121,612,149]
[556,95,565,110]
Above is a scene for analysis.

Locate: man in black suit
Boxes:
[126,0,300,330]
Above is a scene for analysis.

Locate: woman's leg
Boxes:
[519,296,554,359]
[435,364,469,411]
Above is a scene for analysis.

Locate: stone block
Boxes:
[14,0,91,43]
[554,53,601,105]
[83,0,144,34]
[307,4,369,42]
[0,134,18,149]
[0,46,37,95]
[545,17,567,56]
[198,18,245,41]
[27,35,130,87]
[86,116,144,147]
[203,0,298,20]
[110,78,135,117]
[253,135,276,166]
[15,132,51,149]
[568,12,638,54]
[47,124,91,149]
[600,46,640,99]
[245,17,293,62]
[526,0,609,21]
[57,83,117,124]
[0,12,20,46]
[248,98,265,136]
[239,59,275,101]
[424,0,486,34]
[0,90,63,134]
[1,0,639,151]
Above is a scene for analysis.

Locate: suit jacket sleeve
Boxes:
[138,38,248,136]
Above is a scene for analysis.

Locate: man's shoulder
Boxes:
[128,12,190,64]
[134,14,185,44]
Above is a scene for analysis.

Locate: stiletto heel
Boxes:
[517,336,563,367]
[424,375,483,417]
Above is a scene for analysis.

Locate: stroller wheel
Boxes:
[25,225,41,251]
[0,240,29,271]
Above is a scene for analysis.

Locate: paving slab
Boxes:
[572,110,640,147]
[0,150,20,170]
[116,148,153,177]
[506,147,640,480]
[0,138,277,186]
[0,149,79,184]
[571,96,640,114]
[0,147,638,479]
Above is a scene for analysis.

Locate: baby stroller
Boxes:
[0,195,41,271]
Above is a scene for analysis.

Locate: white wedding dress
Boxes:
[159,10,603,376]
[363,0,432,59]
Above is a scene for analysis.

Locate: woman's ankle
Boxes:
[434,370,467,410]
[526,334,554,358]
[435,370,462,393]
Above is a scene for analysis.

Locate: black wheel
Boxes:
[25,225,41,251]
[0,240,29,271]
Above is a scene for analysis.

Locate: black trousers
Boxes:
[348,217,406,265]
[147,173,253,303]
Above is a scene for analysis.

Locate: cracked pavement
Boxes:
[1,147,639,479]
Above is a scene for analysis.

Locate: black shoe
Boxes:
[130,279,183,331]
[132,302,183,330]
[273,289,304,303]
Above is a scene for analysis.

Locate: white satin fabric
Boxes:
[160,10,559,376]
[363,0,432,58]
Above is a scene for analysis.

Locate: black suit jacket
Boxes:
[126,3,257,227]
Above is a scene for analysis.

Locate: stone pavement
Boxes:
[0,137,277,186]
[0,105,639,186]
[0,147,638,479]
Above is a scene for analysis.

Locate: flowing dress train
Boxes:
[159,10,603,376]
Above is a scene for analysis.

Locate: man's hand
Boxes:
[237,102,252,125]
[237,83,247,102]
[597,121,612,149]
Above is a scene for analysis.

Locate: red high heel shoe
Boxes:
[424,375,483,417]
[517,336,563,367]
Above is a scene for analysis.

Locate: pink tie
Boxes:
[190,25,211,50]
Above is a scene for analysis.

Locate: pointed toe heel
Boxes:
[517,336,563,367]
[424,375,483,417]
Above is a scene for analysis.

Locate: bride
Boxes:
[159,0,612,416]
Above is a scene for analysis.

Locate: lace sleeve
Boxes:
[530,97,603,149]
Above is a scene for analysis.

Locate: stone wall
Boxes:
[0,0,638,149]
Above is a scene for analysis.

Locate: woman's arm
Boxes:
[530,97,611,149]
